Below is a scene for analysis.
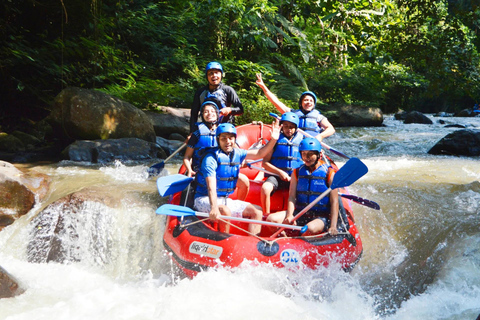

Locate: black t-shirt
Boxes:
[190,83,243,133]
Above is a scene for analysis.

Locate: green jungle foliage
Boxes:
[1,0,479,130]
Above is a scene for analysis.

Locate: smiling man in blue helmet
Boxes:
[190,61,244,133]
[194,121,281,235]
[266,138,339,236]
[255,73,335,142]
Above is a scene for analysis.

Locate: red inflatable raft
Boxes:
[162,122,363,278]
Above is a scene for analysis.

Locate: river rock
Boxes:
[145,111,190,138]
[394,111,407,121]
[62,137,166,163]
[0,161,50,231]
[428,129,480,156]
[454,108,477,117]
[155,136,185,156]
[321,104,383,127]
[0,265,25,299]
[27,188,121,263]
[49,87,156,143]
[404,111,433,124]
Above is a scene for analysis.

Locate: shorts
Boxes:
[294,210,330,231]
[264,175,290,194]
[194,196,248,218]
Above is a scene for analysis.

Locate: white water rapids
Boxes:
[1,115,479,320]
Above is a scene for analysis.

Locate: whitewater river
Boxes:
[1,115,479,320]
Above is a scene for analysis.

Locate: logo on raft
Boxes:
[189,241,223,259]
[280,249,301,267]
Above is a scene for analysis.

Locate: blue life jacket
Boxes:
[192,123,217,171]
[270,132,303,175]
[295,162,331,214]
[293,109,322,136]
[195,148,242,198]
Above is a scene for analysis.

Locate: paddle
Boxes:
[246,162,379,210]
[338,193,380,210]
[156,204,308,234]
[148,142,187,177]
[269,112,350,159]
[157,174,193,197]
[271,157,368,238]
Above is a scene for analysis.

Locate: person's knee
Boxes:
[245,204,262,220]
[219,205,231,216]
[261,182,273,195]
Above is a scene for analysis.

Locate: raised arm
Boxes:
[255,73,291,114]
[245,119,281,160]
[316,118,336,142]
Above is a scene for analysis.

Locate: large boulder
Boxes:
[0,265,25,299]
[62,138,166,163]
[404,111,433,124]
[27,188,122,263]
[428,129,480,156]
[0,161,50,231]
[49,87,156,143]
[145,110,190,138]
[322,105,383,127]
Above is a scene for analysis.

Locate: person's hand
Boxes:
[270,119,280,140]
[283,214,295,225]
[279,170,291,182]
[316,135,324,143]
[220,107,232,116]
[255,73,265,89]
[209,206,221,221]
[186,169,196,177]
[328,226,338,236]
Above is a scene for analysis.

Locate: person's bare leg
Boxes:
[218,205,231,233]
[242,204,263,235]
[260,181,274,214]
[266,210,287,235]
[236,173,250,201]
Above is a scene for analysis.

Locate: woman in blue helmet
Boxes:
[195,121,281,234]
[183,98,221,177]
[255,73,335,142]
[190,61,244,133]
[266,138,339,236]
[260,112,303,215]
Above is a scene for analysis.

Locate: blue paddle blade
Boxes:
[157,174,193,197]
[331,158,368,189]
[156,204,196,216]
[147,162,165,177]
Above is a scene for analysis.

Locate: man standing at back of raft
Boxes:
[190,61,244,133]
[194,121,281,235]
[255,73,335,142]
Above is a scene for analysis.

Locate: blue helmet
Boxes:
[205,61,223,75]
[200,100,220,124]
[299,137,322,152]
[299,91,317,108]
[216,123,236,137]
[280,112,299,128]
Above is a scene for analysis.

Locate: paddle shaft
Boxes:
[163,142,187,163]
[271,187,332,238]
[190,211,306,232]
